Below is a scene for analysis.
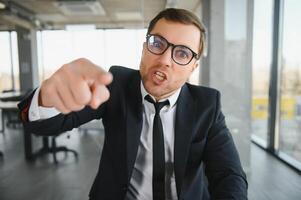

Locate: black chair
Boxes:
[33,133,78,164]
[5,109,21,129]
[49,134,78,164]
[0,151,3,157]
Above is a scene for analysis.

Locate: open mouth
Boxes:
[154,71,167,81]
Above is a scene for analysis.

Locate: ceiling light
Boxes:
[65,24,96,31]
[55,1,105,16]
[0,2,6,9]
[115,12,143,21]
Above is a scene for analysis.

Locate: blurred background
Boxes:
[0,0,300,199]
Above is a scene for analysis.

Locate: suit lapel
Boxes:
[124,74,196,196]
[174,84,195,198]
[125,71,144,183]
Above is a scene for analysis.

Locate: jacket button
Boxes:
[122,184,128,191]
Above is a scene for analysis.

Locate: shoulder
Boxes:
[109,66,139,79]
[108,66,140,87]
[184,83,223,123]
[185,83,221,102]
[107,66,140,94]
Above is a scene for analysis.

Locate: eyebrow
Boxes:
[150,33,197,52]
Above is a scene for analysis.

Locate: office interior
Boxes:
[0,0,300,199]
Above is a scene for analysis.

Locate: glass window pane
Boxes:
[251,0,274,146]
[104,29,146,69]
[279,0,301,163]
[40,30,75,79]
[11,31,20,91]
[0,32,13,91]
[39,29,146,81]
[221,0,250,168]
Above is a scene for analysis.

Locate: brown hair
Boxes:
[147,8,207,57]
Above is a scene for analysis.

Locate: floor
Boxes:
[248,144,301,200]
[0,123,300,200]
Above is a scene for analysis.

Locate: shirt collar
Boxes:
[140,81,181,109]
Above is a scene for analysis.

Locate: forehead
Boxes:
[150,18,201,52]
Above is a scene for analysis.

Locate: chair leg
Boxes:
[47,134,80,164]
[51,137,58,164]
[64,147,78,159]
[1,111,5,134]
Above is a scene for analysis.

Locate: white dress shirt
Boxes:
[28,82,181,200]
[125,83,180,200]
[28,87,60,121]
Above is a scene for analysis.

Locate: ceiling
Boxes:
[0,0,201,31]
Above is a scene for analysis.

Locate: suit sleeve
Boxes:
[203,91,248,199]
[18,89,106,136]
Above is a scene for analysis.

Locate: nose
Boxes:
[157,46,173,67]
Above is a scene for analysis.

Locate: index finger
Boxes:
[71,58,113,86]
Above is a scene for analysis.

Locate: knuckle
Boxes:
[74,105,85,111]
[59,64,73,77]
[43,82,54,96]
[67,102,82,111]
[76,92,91,105]
[75,57,89,65]
[51,73,62,85]
[75,83,91,104]
[43,86,51,97]
[58,102,71,114]
[61,109,71,115]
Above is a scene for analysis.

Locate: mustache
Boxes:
[140,61,167,71]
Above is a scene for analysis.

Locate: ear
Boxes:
[191,62,199,72]
[142,42,146,54]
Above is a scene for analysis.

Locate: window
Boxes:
[0,31,19,92]
[251,0,274,147]
[278,0,301,165]
[38,29,146,81]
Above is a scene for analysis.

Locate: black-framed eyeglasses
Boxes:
[146,34,200,66]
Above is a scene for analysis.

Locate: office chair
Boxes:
[34,134,79,164]
[1,89,22,129]
[49,134,78,164]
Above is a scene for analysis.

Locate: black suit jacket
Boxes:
[19,66,248,200]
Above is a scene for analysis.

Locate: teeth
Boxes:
[155,73,164,80]
[155,71,165,79]
[155,71,164,76]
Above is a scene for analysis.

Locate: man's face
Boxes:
[140,18,201,100]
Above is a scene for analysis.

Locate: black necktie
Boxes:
[145,95,169,200]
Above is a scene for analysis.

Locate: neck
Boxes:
[153,91,175,102]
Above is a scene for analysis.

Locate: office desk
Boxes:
[0,101,19,158]
[23,130,50,160]
[0,91,26,102]
[0,101,19,133]
[0,101,49,160]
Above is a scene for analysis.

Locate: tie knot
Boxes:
[145,95,169,114]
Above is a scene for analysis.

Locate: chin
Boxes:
[143,83,158,95]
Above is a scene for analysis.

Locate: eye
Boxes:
[152,40,163,48]
[178,50,189,59]
[174,48,191,60]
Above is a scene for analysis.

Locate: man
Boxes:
[19,8,248,200]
